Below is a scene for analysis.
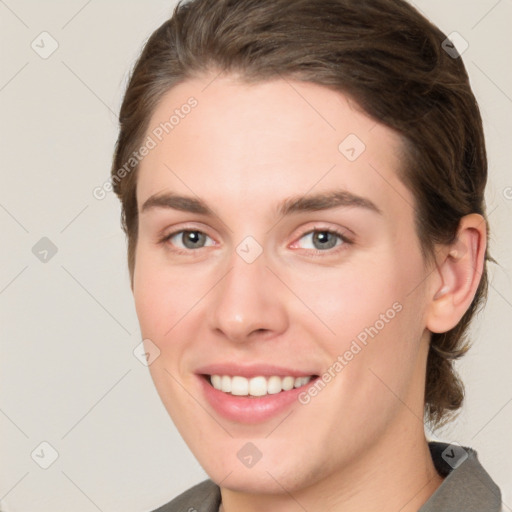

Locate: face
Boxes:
[133,74,434,493]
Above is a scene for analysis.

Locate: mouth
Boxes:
[195,363,321,422]
[201,374,318,398]
[197,372,320,423]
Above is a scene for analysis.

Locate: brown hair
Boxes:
[111,0,493,427]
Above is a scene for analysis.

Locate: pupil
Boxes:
[314,231,336,250]
[184,231,203,248]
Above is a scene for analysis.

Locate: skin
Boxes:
[132,73,486,512]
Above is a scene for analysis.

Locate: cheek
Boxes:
[132,245,212,354]
[300,248,425,378]
[298,260,400,343]
[133,245,178,339]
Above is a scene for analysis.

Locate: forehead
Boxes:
[137,74,413,221]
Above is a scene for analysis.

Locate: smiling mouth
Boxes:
[202,374,319,397]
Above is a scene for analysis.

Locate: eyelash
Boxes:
[159,226,353,258]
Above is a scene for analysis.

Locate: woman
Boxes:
[110,0,502,510]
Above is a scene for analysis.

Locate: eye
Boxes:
[294,228,352,254]
[162,230,215,252]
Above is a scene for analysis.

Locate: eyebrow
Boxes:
[277,190,382,216]
[140,189,382,217]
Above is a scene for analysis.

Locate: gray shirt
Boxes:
[151,442,502,512]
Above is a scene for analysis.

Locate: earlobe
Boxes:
[426,214,487,334]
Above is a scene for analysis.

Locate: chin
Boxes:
[211,469,301,495]
[196,449,317,496]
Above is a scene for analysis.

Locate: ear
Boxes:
[426,213,487,334]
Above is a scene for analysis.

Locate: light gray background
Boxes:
[1,1,511,511]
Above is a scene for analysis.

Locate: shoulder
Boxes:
[150,479,221,512]
[420,441,502,511]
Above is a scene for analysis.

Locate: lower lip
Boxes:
[197,375,318,424]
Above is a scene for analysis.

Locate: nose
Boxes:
[207,246,289,344]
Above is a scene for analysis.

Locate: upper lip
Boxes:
[195,363,318,379]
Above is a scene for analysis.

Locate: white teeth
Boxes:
[211,375,222,389]
[231,376,249,396]
[267,376,282,394]
[298,376,310,387]
[221,375,231,393]
[282,376,295,391]
[295,377,311,387]
[293,377,311,388]
[209,374,313,396]
[248,376,267,396]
